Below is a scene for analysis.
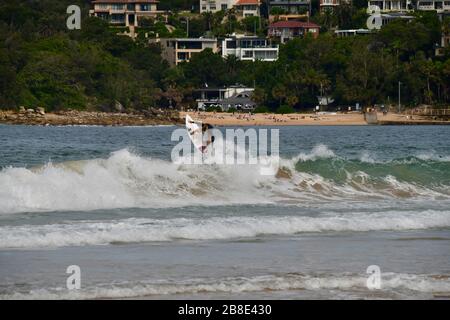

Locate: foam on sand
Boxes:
[2,272,449,300]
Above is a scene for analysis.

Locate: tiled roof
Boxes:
[269,20,320,29]
[235,0,260,5]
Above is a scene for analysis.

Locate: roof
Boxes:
[92,0,159,3]
[235,0,260,5]
[269,21,320,29]
[222,91,256,105]
[175,38,217,42]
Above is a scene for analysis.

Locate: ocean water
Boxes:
[0,124,449,299]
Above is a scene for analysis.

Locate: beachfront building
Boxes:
[268,20,320,43]
[152,38,219,66]
[234,0,262,17]
[367,0,412,12]
[195,85,256,111]
[416,0,450,13]
[90,0,162,28]
[199,0,237,13]
[221,35,279,61]
[268,0,311,22]
[199,0,261,16]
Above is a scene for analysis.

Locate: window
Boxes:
[110,14,125,23]
[202,6,207,10]
[243,50,253,58]
[210,5,216,10]
[140,4,150,11]
[221,4,228,10]
[97,13,109,20]
[111,4,124,10]
[255,50,277,60]
[127,4,135,10]
[226,40,237,49]
[97,4,108,9]
[177,52,189,61]
[178,41,202,50]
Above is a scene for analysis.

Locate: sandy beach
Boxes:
[181,111,367,126]
[181,111,450,126]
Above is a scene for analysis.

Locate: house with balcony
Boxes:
[416,0,450,13]
[367,0,412,12]
[199,0,238,13]
[269,1,311,22]
[268,20,320,43]
[90,0,162,28]
[234,0,261,17]
[152,38,219,66]
[221,34,279,61]
[195,85,256,111]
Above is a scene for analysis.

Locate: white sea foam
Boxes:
[1,210,449,248]
[0,146,448,214]
[2,273,449,300]
[0,149,274,214]
[416,151,450,162]
[294,144,336,162]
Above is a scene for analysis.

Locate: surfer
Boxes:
[188,120,215,152]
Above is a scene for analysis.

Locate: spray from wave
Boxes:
[0,145,449,214]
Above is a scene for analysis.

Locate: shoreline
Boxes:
[181,111,450,126]
[1,109,448,126]
[182,111,368,126]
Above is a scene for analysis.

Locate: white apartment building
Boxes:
[221,35,279,62]
[199,0,237,13]
[416,0,450,13]
[367,0,412,11]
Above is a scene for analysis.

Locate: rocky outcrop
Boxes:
[0,109,182,126]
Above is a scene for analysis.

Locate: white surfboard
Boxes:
[186,115,206,153]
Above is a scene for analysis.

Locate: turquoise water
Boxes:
[0,124,449,299]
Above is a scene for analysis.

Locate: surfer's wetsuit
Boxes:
[188,121,215,152]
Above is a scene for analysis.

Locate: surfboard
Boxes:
[186,115,206,153]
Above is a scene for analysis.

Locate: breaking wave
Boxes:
[2,273,449,299]
[1,210,450,248]
[0,145,449,214]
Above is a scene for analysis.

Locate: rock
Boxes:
[114,101,124,113]
[26,108,35,114]
[36,107,45,115]
[19,106,26,113]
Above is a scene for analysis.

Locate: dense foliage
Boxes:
[0,0,169,111]
[0,0,449,112]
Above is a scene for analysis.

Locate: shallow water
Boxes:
[0,124,449,299]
